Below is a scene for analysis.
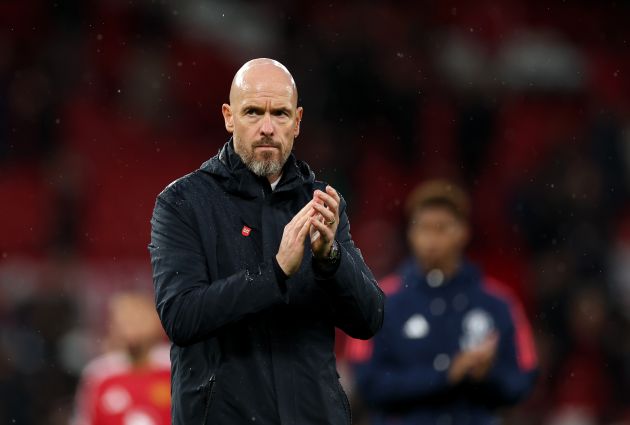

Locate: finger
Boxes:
[479,333,499,353]
[287,204,316,234]
[325,185,341,204]
[291,200,316,224]
[314,189,337,207]
[312,207,325,222]
[291,207,316,235]
[475,350,493,364]
[296,214,313,241]
[313,203,335,222]
[314,190,339,215]
[474,346,496,364]
[310,217,334,242]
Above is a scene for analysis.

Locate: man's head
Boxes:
[222,58,303,179]
[107,292,164,363]
[405,180,470,273]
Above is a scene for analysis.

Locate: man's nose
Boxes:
[260,113,274,135]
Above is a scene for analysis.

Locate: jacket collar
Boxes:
[199,138,316,199]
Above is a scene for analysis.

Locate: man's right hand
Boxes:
[447,333,499,384]
[276,200,316,277]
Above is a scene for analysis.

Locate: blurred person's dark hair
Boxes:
[405,179,470,222]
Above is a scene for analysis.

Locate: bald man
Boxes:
[149,58,384,425]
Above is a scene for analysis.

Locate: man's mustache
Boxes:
[253,138,282,149]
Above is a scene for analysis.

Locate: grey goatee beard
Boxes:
[237,138,290,178]
[245,153,284,177]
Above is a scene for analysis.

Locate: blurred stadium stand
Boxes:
[1,1,630,424]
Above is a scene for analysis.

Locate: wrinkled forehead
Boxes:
[236,80,296,106]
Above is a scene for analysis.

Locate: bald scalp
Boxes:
[229,58,298,107]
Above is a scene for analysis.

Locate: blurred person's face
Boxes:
[222,59,303,179]
[108,294,163,358]
[568,287,606,346]
[407,206,469,273]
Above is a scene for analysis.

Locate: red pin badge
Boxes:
[241,226,252,237]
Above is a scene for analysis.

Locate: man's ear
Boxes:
[222,104,234,133]
[294,106,304,138]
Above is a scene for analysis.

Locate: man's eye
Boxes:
[245,109,257,115]
[274,110,288,117]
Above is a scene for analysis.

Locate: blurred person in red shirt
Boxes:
[72,292,171,425]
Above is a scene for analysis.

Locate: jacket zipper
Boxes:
[201,375,216,425]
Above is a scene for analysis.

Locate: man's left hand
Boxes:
[468,333,499,381]
[448,333,499,385]
[310,185,340,259]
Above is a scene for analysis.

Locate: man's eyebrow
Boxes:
[241,104,264,111]
[271,106,292,113]
[241,104,293,114]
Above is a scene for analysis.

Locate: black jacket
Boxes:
[149,140,384,425]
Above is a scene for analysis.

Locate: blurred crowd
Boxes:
[1,1,630,424]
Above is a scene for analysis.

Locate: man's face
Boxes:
[108,295,163,352]
[408,206,469,270]
[222,65,303,178]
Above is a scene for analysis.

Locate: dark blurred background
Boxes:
[1,1,630,424]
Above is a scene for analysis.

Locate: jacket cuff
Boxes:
[272,256,289,294]
[312,246,342,279]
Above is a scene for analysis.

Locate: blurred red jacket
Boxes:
[89,367,171,425]
[72,345,171,425]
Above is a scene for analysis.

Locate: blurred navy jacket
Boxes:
[353,259,538,425]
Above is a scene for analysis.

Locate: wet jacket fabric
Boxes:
[354,259,537,425]
[149,140,384,425]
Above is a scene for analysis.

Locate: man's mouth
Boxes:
[254,143,280,149]
[253,138,281,149]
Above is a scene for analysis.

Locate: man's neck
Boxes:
[127,345,152,368]
[269,174,282,190]
[267,173,282,184]
[422,257,461,280]
[441,259,461,279]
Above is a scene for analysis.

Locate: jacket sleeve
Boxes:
[312,197,385,340]
[468,305,538,406]
[149,194,288,347]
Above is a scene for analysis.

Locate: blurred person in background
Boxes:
[72,292,170,425]
[149,58,383,425]
[0,290,78,425]
[350,180,538,425]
